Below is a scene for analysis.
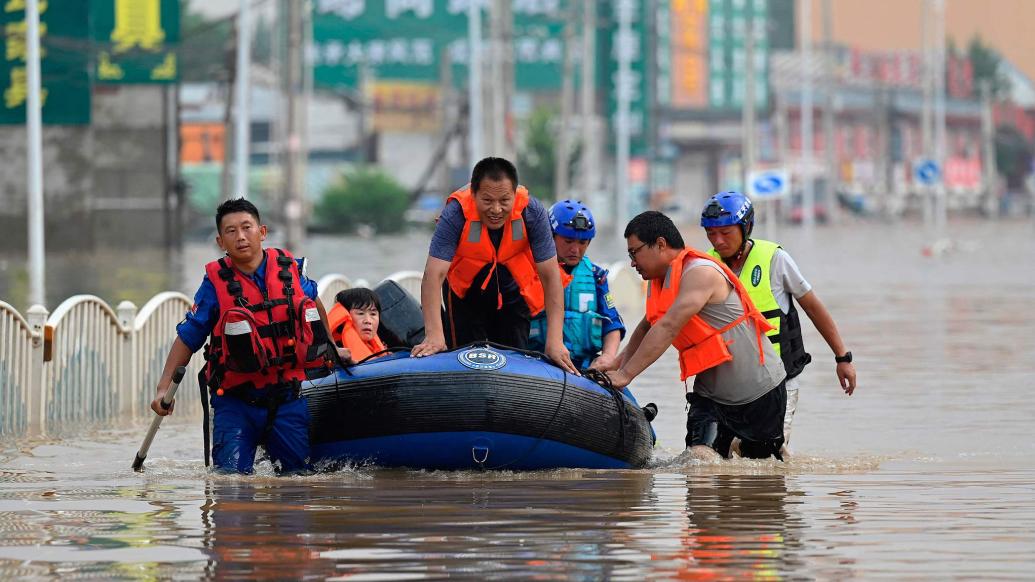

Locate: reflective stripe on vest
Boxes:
[444,184,545,315]
[529,257,604,360]
[646,248,774,382]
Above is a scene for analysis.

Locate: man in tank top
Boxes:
[604,211,787,461]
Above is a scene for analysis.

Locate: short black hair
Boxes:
[471,157,518,193]
[216,198,261,231]
[335,288,381,312]
[624,211,685,249]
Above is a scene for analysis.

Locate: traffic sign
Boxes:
[914,158,941,186]
[747,169,790,199]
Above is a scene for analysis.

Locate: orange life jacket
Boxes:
[445,184,545,316]
[645,248,774,381]
[327,303,387,362]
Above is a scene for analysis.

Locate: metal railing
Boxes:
[0,301,45,437]
[43,296,127,428]
[384,270,423,300]
[315,273,354,306]
[0,268,647,438]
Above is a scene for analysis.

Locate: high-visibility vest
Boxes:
[709,239,812,379]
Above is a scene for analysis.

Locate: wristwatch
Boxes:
[834,351,853,364]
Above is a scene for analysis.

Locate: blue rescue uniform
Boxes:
[178,255,318,474]
[529,259,626,369]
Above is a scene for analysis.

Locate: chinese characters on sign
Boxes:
[1,0,90,125]
[92,0,180,83]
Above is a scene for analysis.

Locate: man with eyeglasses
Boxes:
[604,211,789,461]
[527,200,626,370]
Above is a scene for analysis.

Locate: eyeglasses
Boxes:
[627,242,650,261]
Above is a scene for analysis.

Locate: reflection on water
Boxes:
[2,220,1035,577]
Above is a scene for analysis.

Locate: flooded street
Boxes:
[2,219,1035,579]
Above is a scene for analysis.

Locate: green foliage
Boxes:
[180,7,233,83]
[995,125,1033,189]
[317,168,411,233]
[517,107,582,202]
[966,36,1011,99]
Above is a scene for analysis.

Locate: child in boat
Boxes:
[328,288,388,362]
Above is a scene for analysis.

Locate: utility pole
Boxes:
[580,0,597,207]
[933,0,947,239]
[468,0,483,167]
[26,0,45,306]
[489,0,513,158]
[234,0,251,198]
[742,6,756,183]
[800,0,814,232]
[921,0,933,227]
[554,1,577,201]
[615,0,634,234]
[980,80,997,218]
[821,0,838,224]
[283,0,304,251]
[745,4,761,234]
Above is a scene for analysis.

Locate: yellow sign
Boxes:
[110,0,164,53]
[671,0,708,108]
[372,81,441,132]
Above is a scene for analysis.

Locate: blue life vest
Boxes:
[529,257,604,366]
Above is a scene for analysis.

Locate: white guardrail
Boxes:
[0,267,645,438]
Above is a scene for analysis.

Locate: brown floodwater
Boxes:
[2,219,1034,579]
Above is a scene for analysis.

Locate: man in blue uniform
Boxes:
[149,198,339,474]
[528,200,625,370]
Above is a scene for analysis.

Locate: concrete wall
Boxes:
[0,85,174,252]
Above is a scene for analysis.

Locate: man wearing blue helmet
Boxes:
[701,191,857,448]
[528,200,626,370]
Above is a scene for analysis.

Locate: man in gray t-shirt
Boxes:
[411,157,578,374]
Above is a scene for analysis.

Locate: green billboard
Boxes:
[92,0,181,84]
[312,0,572,91]
[1,0,91,125]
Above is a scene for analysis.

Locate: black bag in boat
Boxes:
[374,279,425,348]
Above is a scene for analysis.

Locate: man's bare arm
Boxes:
[411,256,450,357]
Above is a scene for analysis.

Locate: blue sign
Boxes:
[458,347,507,371]
[915,159,941,185]
[747,169,790,199]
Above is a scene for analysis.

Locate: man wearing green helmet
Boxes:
[700,191,857,449]
[528,200,626,370]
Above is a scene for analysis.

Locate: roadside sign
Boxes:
[914,158,941,186]
[747,169,789,199]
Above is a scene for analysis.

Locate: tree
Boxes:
[517,107,581,202]
[966,36,1011,99]
[316,168,411,234]
[995,125,1033,190]
[179,7,233,83]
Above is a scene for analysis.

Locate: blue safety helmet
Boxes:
[700,191,755,240]
[549,199,597,240]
